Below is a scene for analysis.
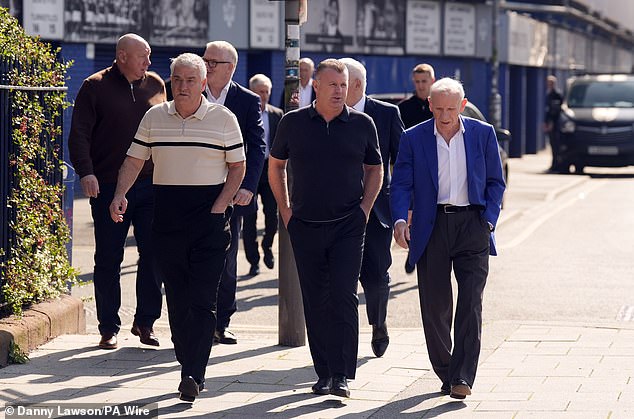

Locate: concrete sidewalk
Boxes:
[2,150,634,417]
[0,320,633,418]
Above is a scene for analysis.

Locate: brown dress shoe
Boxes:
[98,333,118,350]
[450,380,472,399]
[131,323,160,346]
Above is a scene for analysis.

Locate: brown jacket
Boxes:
[69,61,165,184]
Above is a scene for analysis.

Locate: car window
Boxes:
[567,80,634,108]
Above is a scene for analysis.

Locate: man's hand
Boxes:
[393,221,410,249]
[80,174,99,198]
[279,207,293,228]
[109,195,128,223]
[233,188,254,206]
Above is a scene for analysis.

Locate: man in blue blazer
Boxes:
[341,58,404,358]
[391,78,505,400]
[203,41,266,345]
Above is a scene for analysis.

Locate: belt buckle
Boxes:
[442,204,456,214]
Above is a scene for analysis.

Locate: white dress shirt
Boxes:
[351,96,366,113]
[299,79,314,108]
[205,80,231,106]
[262,107,270,158]
[435,118,469,206]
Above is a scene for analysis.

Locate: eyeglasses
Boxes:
[203,59,232,69]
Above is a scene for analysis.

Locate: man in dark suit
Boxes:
[340,58,404,358]
[242,74,284,276]
[203,41,266,345]
[398,63,435,129]
[391,78,505,400]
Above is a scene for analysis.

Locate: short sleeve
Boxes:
[363,117,382,165]
[127,110,152,161]
[223,112,246,163]
[270,113,290,160]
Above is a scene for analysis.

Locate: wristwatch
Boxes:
[487,222,494,232]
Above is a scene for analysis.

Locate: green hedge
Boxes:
[0,7,76,315]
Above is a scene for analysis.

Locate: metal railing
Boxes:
[0,57,68,307]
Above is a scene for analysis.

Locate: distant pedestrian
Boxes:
[269,59,383,398]
[109,53,245,403]
[391,78,505,400]
[242,74,283,276]
[544,75,564,172]
[340,57,404,358]
[68,33,165,350]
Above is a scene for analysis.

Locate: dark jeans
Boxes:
[359,211,392,327]
[288,207,367,380]
[216,214,242,331]
[242,182,278,266]
[153,196,231,384]
[90,177,161,336]
[415,209,489,388]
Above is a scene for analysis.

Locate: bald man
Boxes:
[69,33,166,350]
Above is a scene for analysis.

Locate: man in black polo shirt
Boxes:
[269,59,383,399]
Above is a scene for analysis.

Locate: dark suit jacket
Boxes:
[364,96,404,227]
[260,103,284,185]
[398,94,433,129]
[391,117,506,264]
[224,81,266,215]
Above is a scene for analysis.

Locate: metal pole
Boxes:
[278,0,306,347]
[489,0,502,130]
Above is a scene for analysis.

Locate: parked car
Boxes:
[369,93,510,190]
[558,74,634,174]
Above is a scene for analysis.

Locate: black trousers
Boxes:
[359,212,391,327]
[242,181,278,266]
[415,209,489,388]
[288,207,366,379]
[216,214,241,331]
[153,205,230,384]
[90,177,161,335]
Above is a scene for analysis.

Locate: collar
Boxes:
[111,60,145,84]
[168,96,210,120]
[206,80,232,101]
[352,96,366,113]
[308,102,350,122]
[433,115,465,137]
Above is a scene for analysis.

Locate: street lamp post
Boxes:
[490,0,502,130]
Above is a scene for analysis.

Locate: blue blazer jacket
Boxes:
[390,116,506,265]
[224,81,266,215]
[364,96,404,227]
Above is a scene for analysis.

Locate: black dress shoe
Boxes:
[371,323,389,357]
[311,377,331,395]
[178,376,200,402]
[330,374,350,398]
[214,329,238,344]
[440,383,450,395]
[248,264,260,276]
[131,323,160,346]
[98,333,118,350]
[263,247,275,269]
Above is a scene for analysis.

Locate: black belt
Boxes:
[437,204,483,214]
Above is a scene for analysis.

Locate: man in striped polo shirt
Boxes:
[109,53,246,403]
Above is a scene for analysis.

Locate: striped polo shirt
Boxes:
[128,98,245,186]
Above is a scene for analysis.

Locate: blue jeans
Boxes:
[90,177,161,335]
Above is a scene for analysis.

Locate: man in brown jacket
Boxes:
[69,33,165,350]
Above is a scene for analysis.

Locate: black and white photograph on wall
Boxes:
[355,0,405,55]
[64,0,145,43]
[303,0,354,54]
[149,0,208,46]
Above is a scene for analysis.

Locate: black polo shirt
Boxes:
[271,104,382,222]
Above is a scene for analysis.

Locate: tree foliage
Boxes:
[1,7,76,315]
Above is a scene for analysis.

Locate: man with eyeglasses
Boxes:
[203,40,266,345]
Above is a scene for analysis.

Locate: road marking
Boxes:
[498,181,604,250]
[617,305,634,321]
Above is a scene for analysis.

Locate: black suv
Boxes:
[559,74,634,173]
